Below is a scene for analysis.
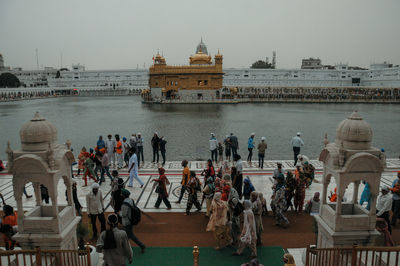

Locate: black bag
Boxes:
[233,201,244,216]
[123,200,141,225]
[155,186,161,193]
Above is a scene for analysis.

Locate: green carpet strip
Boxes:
[128,246,284,266]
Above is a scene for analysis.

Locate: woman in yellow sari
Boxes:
[206,192,232,250]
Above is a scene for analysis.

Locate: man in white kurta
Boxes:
[128,147,144,187]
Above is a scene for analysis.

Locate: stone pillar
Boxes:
[63,176,73,206]
[352,181,360,204]
[33,182,41,206]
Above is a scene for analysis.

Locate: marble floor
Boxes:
[1,159,399,213]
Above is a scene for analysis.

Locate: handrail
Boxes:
[306,245,400,266]
[0,246,91,266]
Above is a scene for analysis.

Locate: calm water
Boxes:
[0,96,399,161]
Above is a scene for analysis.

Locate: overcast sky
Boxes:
[1,0,399,70]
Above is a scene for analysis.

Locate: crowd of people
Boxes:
[1,132,400,265]
[70,131,305,191]
[221,87,400,101]
[209,132,304,170]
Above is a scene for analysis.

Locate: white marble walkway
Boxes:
[0,159,399,213]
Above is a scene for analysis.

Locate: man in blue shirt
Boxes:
[291,132,304,166]
[391,171,400,226]
[247,133,255,162]
[97,136,105,150]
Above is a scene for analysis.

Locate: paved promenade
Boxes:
[1,159,399,212]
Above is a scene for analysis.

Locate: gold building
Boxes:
[148,41,223,99]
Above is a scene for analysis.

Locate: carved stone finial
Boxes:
[65,139,72,150]
[339,142,345,166]
[6,141,14,172]
[323,133,329,147]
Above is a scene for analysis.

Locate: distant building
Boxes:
[148,40,223,100]
[370,61,394,70]
[301,57,323,69]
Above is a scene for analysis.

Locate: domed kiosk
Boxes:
[6,112,80,250]
[316,111,386,247]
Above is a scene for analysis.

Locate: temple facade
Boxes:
[147,41,223,100]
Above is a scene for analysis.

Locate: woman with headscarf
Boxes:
[186,171,202,215]
[303,161,315,188]
[206,192,232,250]
[227,184,241,245]
[203,169,216,217]
[152,167,171,210]
[250,191,263,246]
[258,192,268,216]
[233,200,257,258]
[221,183,231,202]
[294,166,306,213]
[273,173,289,227]
[96,213,133,266]
[243,177,256,200]
[285,171,296,211]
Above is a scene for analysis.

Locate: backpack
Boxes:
[123,200,141,225]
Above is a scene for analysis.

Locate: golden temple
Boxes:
[148,40,223,99]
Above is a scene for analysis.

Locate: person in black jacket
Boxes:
[159,137,167,165]
[151,132,160,163]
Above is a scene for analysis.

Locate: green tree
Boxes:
[0,72,20,88]
[251,60,274,69]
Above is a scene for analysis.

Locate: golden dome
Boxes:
[190,48,212,65]
[154,52,166,65]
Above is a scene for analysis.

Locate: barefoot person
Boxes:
[185,171,202,215]
[273,173,289,227]
[128,147,144,188]
[152,167,172,210]
[233,200,257,258]
[176,160,190,204]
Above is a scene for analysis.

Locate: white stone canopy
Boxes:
[316,111,386,247]
[7,112,80,250]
